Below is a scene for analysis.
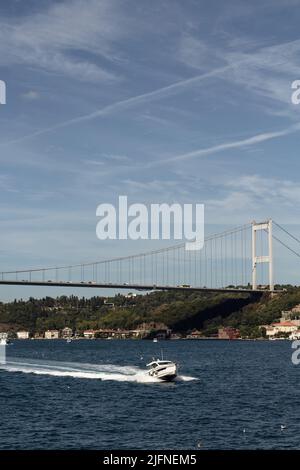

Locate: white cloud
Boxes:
[0,0,124,82]
[178,34,222,71]
[204,174,300,224]
[101,154,131,163]
[226,174,300,204]
[178,31,300,115]
[0,174,19,193]
[219,38,300,109]
[21,90,40,101]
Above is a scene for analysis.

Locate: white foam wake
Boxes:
[0,359,197,384]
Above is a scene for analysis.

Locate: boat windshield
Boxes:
[147,362,158,368]
[147,360,173,368]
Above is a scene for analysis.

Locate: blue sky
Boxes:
[1,0,300,298]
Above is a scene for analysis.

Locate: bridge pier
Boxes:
[252,219,274,291]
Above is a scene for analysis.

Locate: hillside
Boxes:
[0,287,300,337]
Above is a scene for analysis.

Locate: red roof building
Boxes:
[218,327,240,340]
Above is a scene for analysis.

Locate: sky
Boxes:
[0,0,300,299]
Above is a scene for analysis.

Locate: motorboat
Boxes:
[146,359,177,381]
[153,338,158,343]
[0,338,9,345]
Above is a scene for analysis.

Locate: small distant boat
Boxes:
[153,338,158,343]
[66,338,72,343]
[146,359,177,381]
[0,338,9,345]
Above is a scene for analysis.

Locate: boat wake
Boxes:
[0,358,197,384]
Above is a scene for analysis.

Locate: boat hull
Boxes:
[159,373,177,382]
[148,363,177,381]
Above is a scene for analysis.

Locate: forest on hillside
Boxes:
[0,286,300,337]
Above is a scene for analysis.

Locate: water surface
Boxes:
[0,339,298,449]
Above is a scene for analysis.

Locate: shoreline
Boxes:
[11,336,286,342]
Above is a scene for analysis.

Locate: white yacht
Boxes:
[146,359,177,381]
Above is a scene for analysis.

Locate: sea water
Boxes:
[0,339,299,449]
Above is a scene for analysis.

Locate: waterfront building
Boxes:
[289,330,300,340]
[83,330,96,339]
[170,333,182,340]
[186,330,202,339]
[218,327,240,340]
[17,331,30,339]
[264,321,298,337]
[34,333,43,339]
[61,327,73,338]
[44,330,59,339]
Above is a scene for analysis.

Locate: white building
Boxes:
[264,321,298,338]
[17,331,30,340]
[44,330,59,339]
[83,330,96,339]
[61,327,73,338]
[289,330,300,340]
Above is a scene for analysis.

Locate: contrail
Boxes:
[0,62,239,147]
[2,38,299,148]
[150,122,300,166]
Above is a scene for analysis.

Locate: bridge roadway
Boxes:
[0,279,267,294]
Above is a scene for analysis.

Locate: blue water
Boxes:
[0,339,299,449]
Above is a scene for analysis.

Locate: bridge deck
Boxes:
[0,280,268,294]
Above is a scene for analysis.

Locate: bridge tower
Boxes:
[252,219,273,291]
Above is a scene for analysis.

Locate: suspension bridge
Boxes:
[0,219,299,294]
